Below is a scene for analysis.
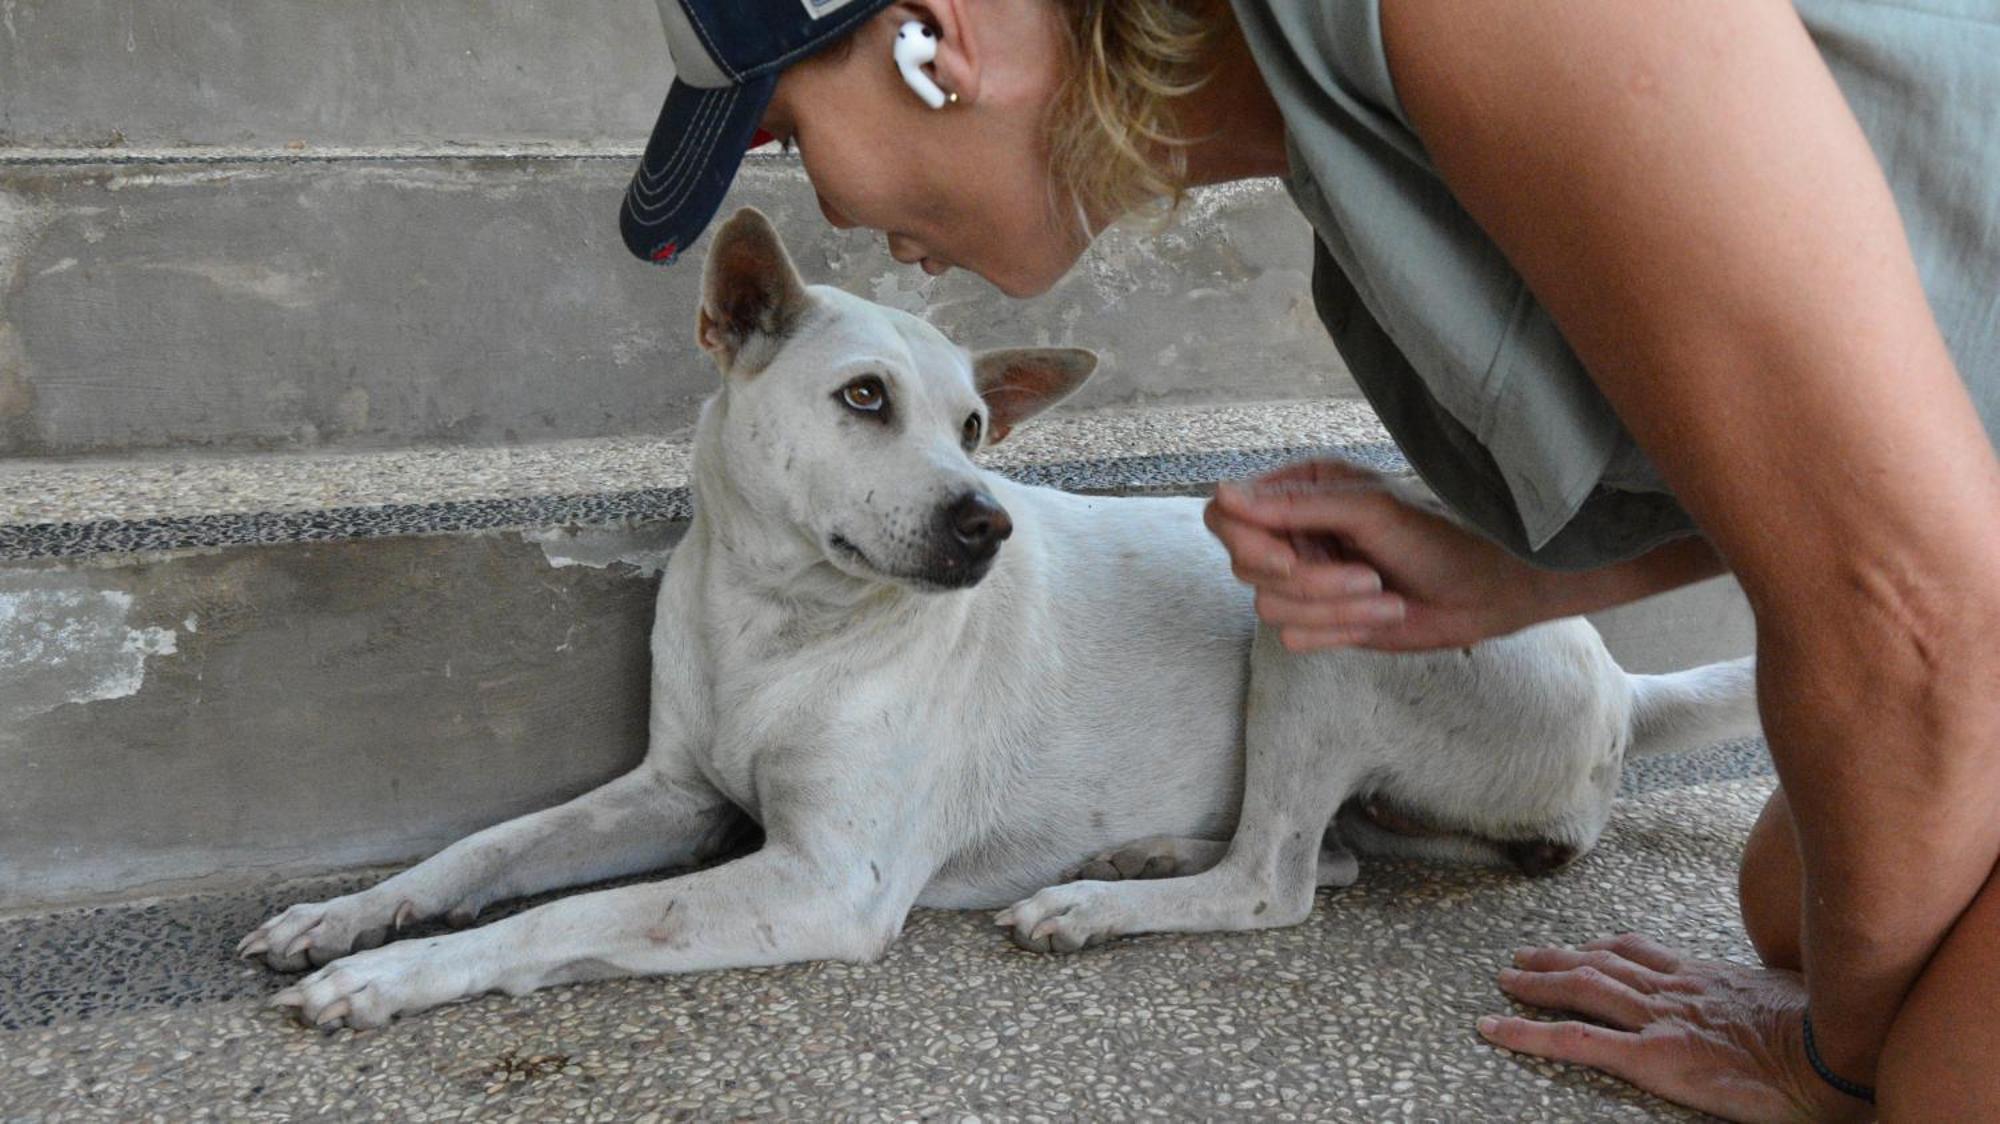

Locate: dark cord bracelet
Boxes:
[1802,1010,1877,1105]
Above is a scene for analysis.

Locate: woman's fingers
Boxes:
[1212,476,1396,537]
[1476,1016,1651,1086]
[1579,932,1687,975]
[1512,946,1695,994]
[1205,501,1300,580]
[1497,965,1663,1032]
[1200,476,1408,652]
[1207,501,1390,595]
[1480,938,1835,1123]
[1258,562,1384,602]
[1255,588,1407,632]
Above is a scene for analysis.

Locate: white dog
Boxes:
[241,209,1758,1027]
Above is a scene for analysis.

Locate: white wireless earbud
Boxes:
[894,21,948,109]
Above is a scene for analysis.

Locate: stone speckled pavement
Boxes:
[0,745,1769,1122]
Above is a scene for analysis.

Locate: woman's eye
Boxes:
[963,414,983,446]
[841,377,887,412]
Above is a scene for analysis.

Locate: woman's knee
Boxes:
[1739,787,1803,970]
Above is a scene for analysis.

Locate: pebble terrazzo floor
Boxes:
[2,745,1772,1123]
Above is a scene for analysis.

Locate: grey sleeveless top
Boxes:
[1231,0,2000,570]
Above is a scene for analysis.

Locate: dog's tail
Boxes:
[1625,655,1761,758]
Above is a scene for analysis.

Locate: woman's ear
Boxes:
[891,0,980,107]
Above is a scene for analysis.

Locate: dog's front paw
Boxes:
[238,892,419,972]
[269,938,471,1029]
[995,884,1132,955]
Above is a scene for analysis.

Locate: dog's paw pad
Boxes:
[1069,836,1212,883]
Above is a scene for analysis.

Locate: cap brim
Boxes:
[621,74,778,266]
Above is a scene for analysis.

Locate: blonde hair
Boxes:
[1046,0,1217,229]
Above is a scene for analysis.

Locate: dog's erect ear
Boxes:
[972,348,1098,444]
[698,208,810,373]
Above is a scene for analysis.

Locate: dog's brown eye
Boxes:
[963,413,982,447]
[841,377,887,413]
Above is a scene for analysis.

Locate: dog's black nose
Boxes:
[947,491,1013,553]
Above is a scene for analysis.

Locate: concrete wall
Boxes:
[0,0,669,149]
[0,526,674,908]
[0,162,1349,457]
[0,0,1354,458]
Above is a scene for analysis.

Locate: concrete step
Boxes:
[0,0,670,151]
[0,159,1352,458]
[0,399,1756,912]
[0,774,1774,1120]
[0,400,1379,909]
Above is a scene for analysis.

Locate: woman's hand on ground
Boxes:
[1481,933,1871,1124]
[1206,458,1551,652]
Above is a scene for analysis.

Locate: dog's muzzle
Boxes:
[928,490,1012,586]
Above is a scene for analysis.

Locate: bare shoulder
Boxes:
[1374,0,1995,599]
[1372,0,1867,357]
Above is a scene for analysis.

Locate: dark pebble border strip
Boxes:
[0,443,1409,563]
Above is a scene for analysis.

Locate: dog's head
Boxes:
[693,208,1096,592]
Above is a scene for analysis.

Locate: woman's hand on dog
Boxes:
[1208,458,1552,652]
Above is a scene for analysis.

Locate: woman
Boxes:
[623,1,2000,1118]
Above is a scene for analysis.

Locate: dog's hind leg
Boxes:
[241,765,741,971]
[1001,632,1362,953]
[1071,834,1358,888]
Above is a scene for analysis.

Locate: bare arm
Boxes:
[1377,0,2000,1111]
[1535,536,1727,619]
[1207,464,1728,651]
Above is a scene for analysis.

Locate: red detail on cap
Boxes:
[651,241,679,263]
[749,129,776,150]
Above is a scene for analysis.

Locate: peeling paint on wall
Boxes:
[0,588,180,724]
[136,259,323,310]
[0,189,57,291]
[524,524,683,579]
[867,271,933,318]
[2,189,54,445]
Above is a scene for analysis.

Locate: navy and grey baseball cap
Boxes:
[622,0,895,265]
